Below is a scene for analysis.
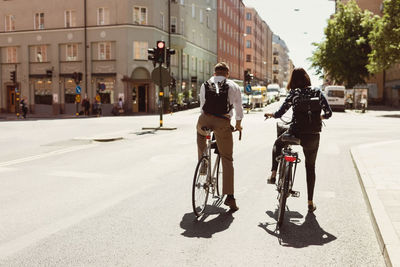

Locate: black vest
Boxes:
[202,80,232,115]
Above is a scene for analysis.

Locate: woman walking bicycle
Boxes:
[264,68,332,213]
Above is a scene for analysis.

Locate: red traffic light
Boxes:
[157,41,165,49]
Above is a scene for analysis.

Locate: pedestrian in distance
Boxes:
[82,95,90,116]
[20,96,28,119]
[264,68,332,213]
[118,97,124,115]
[196,62,243,212]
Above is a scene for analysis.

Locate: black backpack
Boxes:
[292,89,322,134]
[202,79,232,115]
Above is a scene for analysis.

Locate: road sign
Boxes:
[151,66,171,88]
[76,85,82,94]
[75,94,81,103]
[95,94,101,102]
[245,84,252,95]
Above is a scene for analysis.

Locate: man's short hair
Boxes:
[214,62,230,73]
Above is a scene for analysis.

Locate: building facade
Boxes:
[272,34,289,87]
[217,0,245,81]
[243,7,273,85]
[0,0,217,115]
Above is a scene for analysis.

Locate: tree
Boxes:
[310,0,377,88]
[368,0,400,73]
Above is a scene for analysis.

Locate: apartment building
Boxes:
[0,0,217,115]
[272,34,289,87]
[243,7,272,85]
[216,0,244,81]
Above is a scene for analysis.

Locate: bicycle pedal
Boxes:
[290,190,300,198]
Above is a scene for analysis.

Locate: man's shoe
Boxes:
[224,196,239,211]
[308,203,317,213]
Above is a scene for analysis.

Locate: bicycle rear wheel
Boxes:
[277,161,291,228]
[215,155,223,196]
[192,156,210,217]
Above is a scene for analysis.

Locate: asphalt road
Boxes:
[1,102,398,266]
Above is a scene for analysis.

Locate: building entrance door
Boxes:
[7,86,16,113]
[138,85,147,112]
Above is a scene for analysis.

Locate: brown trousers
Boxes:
[196,113,234,195]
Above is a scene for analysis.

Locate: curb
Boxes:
[351,142,400,267]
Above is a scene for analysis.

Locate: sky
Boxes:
[243,0,336,87]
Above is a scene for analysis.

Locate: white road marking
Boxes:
[0,144,97,168]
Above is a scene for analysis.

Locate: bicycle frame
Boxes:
[204,130,221,197]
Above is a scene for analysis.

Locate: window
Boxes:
[246,12,251,20]
[5,15,15,31]
[246,26,251,34]
[7,47,17,63]
[171,16,177,33]
[65,10,76,28]
[133,41,148,60]
[192,3,195,18]
[206,15,209,28]
[97,7,109,25]
[160,13,164,30]
[191,56,196,71]
[246,54,251,62]
[199,59,204,73]
[181,19,185,35]
[171,52,178,66]
[182,53,188,69]
[35,45,47,62]
[34,12,45,29]
[246,40,251,48]
[66,44,78,61]
[98,42,111,60]
[199,9,203,23]
[133,6,147,25]
[180,0,184,5]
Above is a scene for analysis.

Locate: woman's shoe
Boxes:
[308,203,317,213]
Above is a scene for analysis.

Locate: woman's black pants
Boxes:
[271,132,320,201]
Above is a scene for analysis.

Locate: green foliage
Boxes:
[368,0,400,73]
[310,0,376,88]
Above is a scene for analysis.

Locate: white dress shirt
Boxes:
[199,76,244,121]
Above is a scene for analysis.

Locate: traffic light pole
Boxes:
[159,63,163,127]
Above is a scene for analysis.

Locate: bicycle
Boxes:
[267,118,302,228]
[192,126,241,217]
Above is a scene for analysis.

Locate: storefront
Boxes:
[92,74,116,115]
[30,76,53,114]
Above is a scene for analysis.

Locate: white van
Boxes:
[324,85,346,111]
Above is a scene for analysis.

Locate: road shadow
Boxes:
[258,208,337,248]
[379,114,400,118]
[180,205,234,238]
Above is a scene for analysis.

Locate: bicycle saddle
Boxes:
[281,133,301,145]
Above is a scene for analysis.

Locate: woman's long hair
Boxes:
[287,68,311,90]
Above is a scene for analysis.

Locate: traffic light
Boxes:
[244,70,253,83]
[148,47,156,67]
[166,48,175,68]
[10,71,16,83]
[72,72,82,84]
[156,41,166,64]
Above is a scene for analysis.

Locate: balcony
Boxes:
[273,51,279,56]
[273,70,279,74]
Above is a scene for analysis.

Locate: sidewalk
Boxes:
[351,140,400,267]
[0,113,81,121]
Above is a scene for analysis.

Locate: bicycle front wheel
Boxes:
[192,156,210,217]
[277,161,291,228]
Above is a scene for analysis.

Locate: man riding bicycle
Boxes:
[264,68,332,213]
[196,62,243,211]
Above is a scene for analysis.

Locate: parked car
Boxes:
[267,83,280,102]
[280,88,287,97]
[324,85,346,111]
